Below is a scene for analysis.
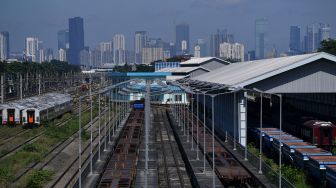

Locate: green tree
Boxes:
[318,39,336,55]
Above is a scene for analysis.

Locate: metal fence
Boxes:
[226,134,295,188]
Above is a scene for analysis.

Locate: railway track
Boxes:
[155,107,192,188]
[0,105,82,147]
[0,105,89,160]
[183,107,251,186]
[97,109,143,188]
[13,107,114,184]
[48,109,125,188]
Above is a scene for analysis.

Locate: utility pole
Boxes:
[1,74,4,103]
[20,74,23,100]
[145,79,151,188]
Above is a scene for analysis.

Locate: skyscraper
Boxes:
[69,17,84,65]
[255,19,268,59]
[195,39,206,57]
[0,31,9,61]
[289,26,301,54]
[175,23,189,55]
[57,30,69,50]
[25,37,40,62]
[135,31,147,64]
[219,42,245,62]
[99,41,113,65]
[113,34,126,65]
[319,24,331,42]
[210,30,232,57]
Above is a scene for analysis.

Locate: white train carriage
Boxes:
[1,104,24,125]
[22,94,72,125]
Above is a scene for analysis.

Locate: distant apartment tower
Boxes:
[210,30,233,57]
[255,19,268,59]
[319,24,331,42]
[57,30,69,50]
[0,32,9,61]
[142,47,163,65]
[135,31,147,64]
[58,48,67,61]
[195,39,206,57]
[80,47,91,67]
[113,34,126,65]
[99,41,113,65]
[25,37,40,62]
[194,45,201,58]
[289,26,301,54]
[69,17,84,65]
[175,23,190,55]
[219,42,245,62]
[45,48,54,61]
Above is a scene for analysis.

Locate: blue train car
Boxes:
[326,165,336,188]
[307,156,336,184]
[133,103,144,109]
[294,148,332,169]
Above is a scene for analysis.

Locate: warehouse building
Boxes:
[175,52,336,147]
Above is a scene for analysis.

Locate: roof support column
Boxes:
[238,92,247,147]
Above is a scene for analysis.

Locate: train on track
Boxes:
[285,116,336,148]
[249,127,336,187]
[0,93,72,126]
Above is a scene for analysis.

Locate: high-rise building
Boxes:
[25,37,40,62]
[135,31,147,64]
[57,30,69,50]
[45,48,54,62]
[175,23,189,55]
[210,30,233,57]
[0,32,9,61]
[219,42,244,62]
[319,24,331,42]
[195,39,206,57]
[99,41,113,65]
[247,51,256,61]
[142,47,163,65]
[194,45,201,58]
[58,48,67,62]
[304,26,314,53]
[113,34,126,65]
[255,19,268,59]
[80,47,91,67]
[69,17,84,65]
[289,26,301,54]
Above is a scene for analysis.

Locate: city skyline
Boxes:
[1,0,335,55]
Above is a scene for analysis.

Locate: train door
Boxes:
[320,127,332,146]
[7,109,15,125]
[27,110,35,124]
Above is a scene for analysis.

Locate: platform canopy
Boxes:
[179,52,336,93]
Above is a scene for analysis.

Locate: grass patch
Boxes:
[248,143,311,188]
[0,105,115,186]
[25,170,54,188]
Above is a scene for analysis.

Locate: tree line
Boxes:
[0,60,81,74]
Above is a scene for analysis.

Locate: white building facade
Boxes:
[219,42,245,62]
[113,34,126,65]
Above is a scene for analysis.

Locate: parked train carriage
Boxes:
[307,156,336,185]
[1,105,24,125]
[326,165,336,188]
[275,141,316,163]
[294,148,332,169]
[300,120,336,147]
[22,97,72,126]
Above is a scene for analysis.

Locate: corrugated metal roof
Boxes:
[191,52,336,87]
[158,66,209,73]
[0,93,72,111]
[180,57,228,65]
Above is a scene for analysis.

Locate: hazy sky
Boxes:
[0,0,335,53]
